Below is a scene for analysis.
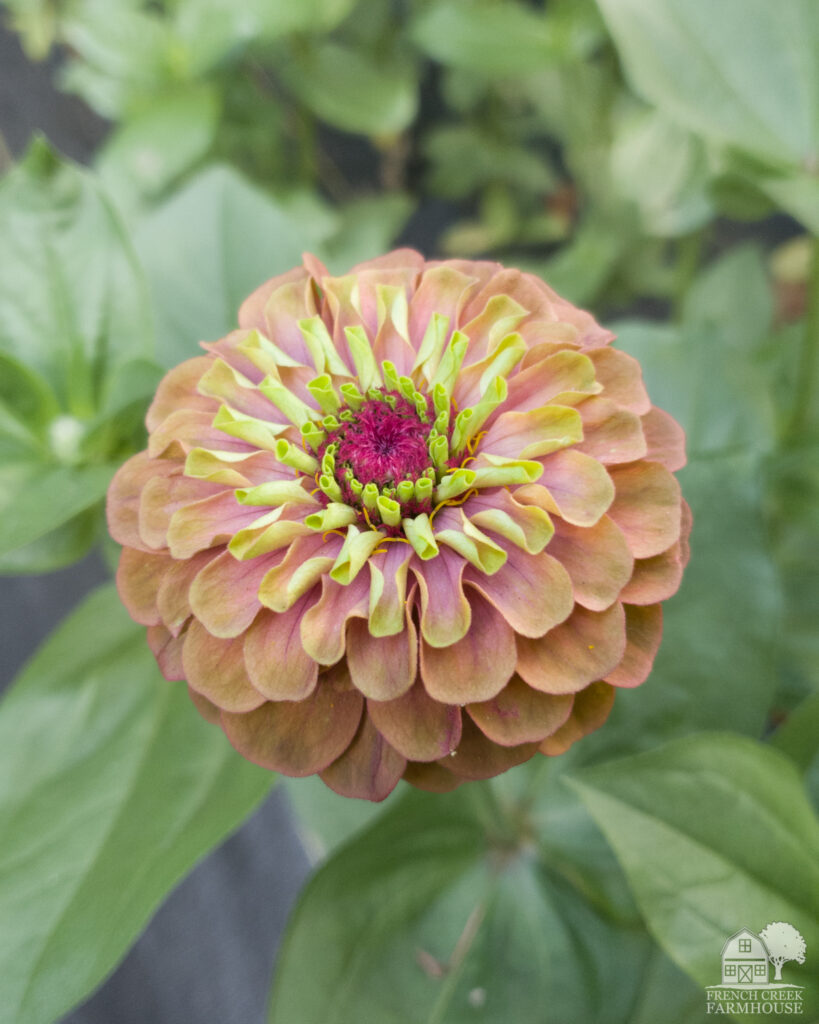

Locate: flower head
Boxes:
[108,250,690,800]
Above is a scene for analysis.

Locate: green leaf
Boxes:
[0,461,116,566]
[610,106,713,237]
[134,165,337,367]
[772,692,819,774]
[0,505,100,575]
[596,0,819,170]
[271,778,654,1024]
[0,584,274,1024]
[279,41,418,136]
[0,141,154,414]
[97,86,220,210]
[411,0,583,76]
[0,353,59,452]
[569,734,819,1015]
[284,775,395,862]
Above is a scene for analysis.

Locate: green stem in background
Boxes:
[788,234,819,440]
[672,229,704,320]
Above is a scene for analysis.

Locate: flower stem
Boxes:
[789,233,819,440]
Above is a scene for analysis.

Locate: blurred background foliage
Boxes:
[0,1,817,1023]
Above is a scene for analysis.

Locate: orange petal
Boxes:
[605,604,663,688]
[367,682,462,762]
[221,669,363,776]
[347,616,418,701]
[187,685,221,724]
[139,474,223,550]
[319,715,406,802]
[467,676,573,746]
[532,449,614,527]
[183,618,265,712]
[420,592,516,704]
[464,544,573,638]
[517,602,627,694]
[607,461,682,558]
[547,515,633,612]
[243,601,319,702]
[539,681,615,756]
[441,716,539,780]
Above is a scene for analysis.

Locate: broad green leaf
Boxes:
[0,353,58,454]
[0,461,116,566]
[569,734,819,1016]
[610,106,713,237]
[0,584,274,1024]
[134,165,337,366]
[97,86,220,209]
[0,505,99,575]
[270,783,655,1024]
[0,141,154,413]
[682,245,773,353]
[411,0,585,76]
[772,692,819,773]
[279,41,418,136]
[596,0,819,170]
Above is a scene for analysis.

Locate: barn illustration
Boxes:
[721,928,771,985]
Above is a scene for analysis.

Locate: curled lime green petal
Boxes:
[434,467,477,502]
[274,438,319,474]
[402,513,438,560]
[235,480,318,507]
[299,316,350,377]
[305,503,359,531]
[260,375,317,427]
[344,325,381,391]
[330,525,385,584]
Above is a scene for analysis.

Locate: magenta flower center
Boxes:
[331,393,432,486]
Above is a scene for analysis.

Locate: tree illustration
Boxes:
[760,922,807,981]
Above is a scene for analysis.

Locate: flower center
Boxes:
[314,389,440,533]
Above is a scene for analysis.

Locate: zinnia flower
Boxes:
[108,251,690,801]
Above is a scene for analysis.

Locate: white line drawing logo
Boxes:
[705,924,806,1015]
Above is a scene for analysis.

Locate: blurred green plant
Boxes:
[0,0,817,1021]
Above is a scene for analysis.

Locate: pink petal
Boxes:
[547,515,633,612]
[479,404,582,460]
[494,350,599,421]
[243,599,319,701]
[221,665,363,776]
[183,618,265,712]
[540,682,615,755]
[367,682,462,762]
[146,356,215,432]
[139,474,224,550]
[467,675,573,746]
[319,715,407,802]
[107,453,177,551]
[576,396,647,465]
[117,547,171,626]
[441,716,539,780]
[299,573,370,664]
[408,265,480,352]
[641,406,687,471]
[166,490,259,559]
[347,616,418,700]
[607,461,682,559]
[187,685,221,724]
[619,544,684,605]
[532,449,614,527]
[420,591,516,703]
[412,547,471,647]
[464,544,573,638]
[148,409,252,459]
[605,603,663,688]
[147,623,187,681]
[157,549,218,636]
[517,602,627,694]
[588,347,650,414]
[188,549,273,638]
[367,543,414,636]
[238,266,309,333]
